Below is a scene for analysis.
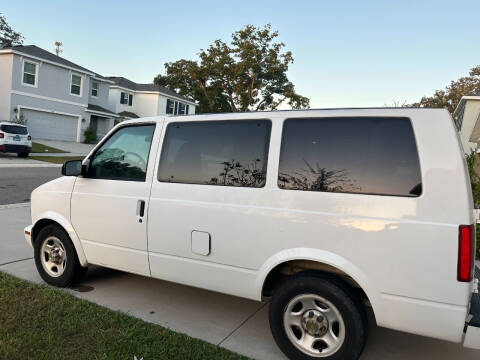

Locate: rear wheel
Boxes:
[34,224,87,287]
[17,152,29,158]
[269,272,367,360]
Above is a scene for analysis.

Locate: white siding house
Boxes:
[107,77,196,120]
[453,95,480,154]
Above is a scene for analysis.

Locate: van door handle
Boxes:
[136,200,145,221]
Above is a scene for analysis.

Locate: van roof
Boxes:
[122,107,449,125]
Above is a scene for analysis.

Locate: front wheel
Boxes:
[269,272,367,360]
[34,224,87,287]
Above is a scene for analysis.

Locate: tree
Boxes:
[0,13,23,48]
[411,65,480,113]
[154,24,309,113]
[54,41,63,56]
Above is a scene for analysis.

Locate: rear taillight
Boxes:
[0,133,4,138]
[28,135,31,140]
[457,224,475,282]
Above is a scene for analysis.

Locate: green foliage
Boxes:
[0,13,23,48]
[466,151,480,208]
[83,127,97,144]
[411,65,480,113]
[12,113,27,125]
[154,24,309,113]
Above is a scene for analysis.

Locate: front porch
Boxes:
[85,104,120,142]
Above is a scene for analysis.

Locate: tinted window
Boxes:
[278,117,422,197]
[89,125,155,181]
[158,120,271,187]
[1,125,28,135]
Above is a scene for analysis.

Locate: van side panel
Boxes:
[147,109,472,343]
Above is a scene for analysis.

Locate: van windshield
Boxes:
[0,125,28,135]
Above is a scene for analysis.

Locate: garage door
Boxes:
[22,110,78,142]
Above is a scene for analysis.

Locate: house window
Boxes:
[186,105,189,114]
[166,99,174,114]
[71,74,82,95]
[120,92,133,106]
[178,103,186,115]
[91,81,99,97]
[22,61,37,86]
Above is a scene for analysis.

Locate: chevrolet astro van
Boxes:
[24,108,479,360]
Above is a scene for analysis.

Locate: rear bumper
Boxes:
[0,144,31,153]
[464,265,480,349]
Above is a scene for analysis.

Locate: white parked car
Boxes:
[25,109,479,359]
[0,121,32,157]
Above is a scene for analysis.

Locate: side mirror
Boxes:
[61,160,83,176]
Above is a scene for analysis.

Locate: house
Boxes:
[453,95,480,154]
[0,45,197,142]
[0,45,118,142]
[106,76,196,121]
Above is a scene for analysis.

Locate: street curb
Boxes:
[0,202,30,210]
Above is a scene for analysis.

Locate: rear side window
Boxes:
[158,120,271,187]
[1,125,28,135]
[278,117,422,197]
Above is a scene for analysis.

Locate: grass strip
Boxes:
[0,272,249,360]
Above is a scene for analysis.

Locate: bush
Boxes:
[466,151,480,208]
[83,127,97,144]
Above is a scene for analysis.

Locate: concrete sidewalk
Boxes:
[0,203,478,360]
[33,140,95,156]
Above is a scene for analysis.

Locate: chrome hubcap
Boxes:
[40,236,67,277]
[283,294,345,357]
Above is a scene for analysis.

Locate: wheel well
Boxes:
[262,260,372,309]
[31,219,62,244]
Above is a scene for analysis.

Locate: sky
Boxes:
[2,0,480,108]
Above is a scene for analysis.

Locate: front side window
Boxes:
[89,125,155,181]
[71,74,82,95]
[278,117,422,197]
[158,120,271,187]
[91,81,99,97]
[23,61,37,86]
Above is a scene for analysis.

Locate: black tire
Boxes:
[269,272,367,360]
[34,224,87,287]
[17,152,29,158]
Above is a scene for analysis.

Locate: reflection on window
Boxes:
[278,117,422,197]
[89,125,155,181]
[158,120,271,187]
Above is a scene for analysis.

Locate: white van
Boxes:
[24,108,479,360]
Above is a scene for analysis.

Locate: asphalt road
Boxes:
[0,167,60,205]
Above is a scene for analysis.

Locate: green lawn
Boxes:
[0,272,249,360]
[31,142,68,153]
[30,156,85,164]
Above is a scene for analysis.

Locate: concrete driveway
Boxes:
[0,202,479,360]
[33,139,94,156]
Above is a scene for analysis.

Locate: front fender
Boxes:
[254,248,383,323]
[33,211,88,267]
